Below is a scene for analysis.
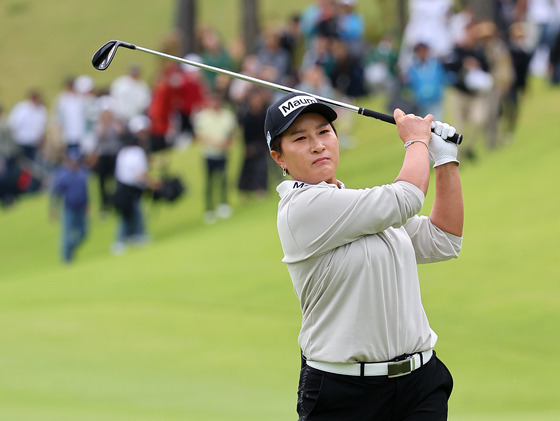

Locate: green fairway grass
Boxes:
[2,1,560,420]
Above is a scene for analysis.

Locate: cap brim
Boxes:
[276,102,338,137]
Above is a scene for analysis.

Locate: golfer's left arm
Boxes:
[428,122,464,237]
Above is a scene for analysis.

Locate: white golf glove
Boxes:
[429,121,459,167]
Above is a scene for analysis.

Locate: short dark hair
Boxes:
[269,135,283,154]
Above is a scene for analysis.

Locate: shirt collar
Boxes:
[276,179,345,199]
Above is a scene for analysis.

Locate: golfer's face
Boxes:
[277,113,339,185]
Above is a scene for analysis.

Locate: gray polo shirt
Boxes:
[276,179,462,363]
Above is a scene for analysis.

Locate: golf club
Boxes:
[92,39,462,145]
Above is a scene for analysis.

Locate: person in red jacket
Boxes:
[147,62,184,152]
[148,59,208,152]
[176,54,208,149]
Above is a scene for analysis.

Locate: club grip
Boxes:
[358,107,462,145]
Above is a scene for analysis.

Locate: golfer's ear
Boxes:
[270,150,284,168]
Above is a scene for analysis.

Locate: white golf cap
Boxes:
[128,115,151,134]
[181,53,203,73]
[74,75,94,94]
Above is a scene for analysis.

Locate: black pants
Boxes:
[297,351,453,421]
[95,154,117,210]
[204,156,227,211]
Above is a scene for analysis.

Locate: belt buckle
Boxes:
[387,358,413,378]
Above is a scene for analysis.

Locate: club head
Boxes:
[91,40,136,71]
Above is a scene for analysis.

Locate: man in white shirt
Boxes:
[8,90,48,162]
[54,76,87,156]
[112,115,159,255]
[110,63,152,124]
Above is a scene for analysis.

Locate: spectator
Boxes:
[300,34,336,77]
[192,91,237,224]
[336,0,365,57]
[399,0,454,73]
[504,22,533,141]
[93,96,124,215]
[74,75,98,156]
[525,0,560,76]
[256,28,292,84]
[54,76,87,156]
[300,0,338,48]
[50,150,89,263]
[109,63,152,124]
[549,21,560,83]
[237,86,270,199]
[296,62,336,99]
[176,54,208,150]
[329,37,367,99]
[112,115,160,255]
[475,20,515,149]
[279,14,306,78]
[260,65,286,104]
[147,62,184,152]
[7,89,48,193]
[364,33,400,95]
[404,42,448,120]
[443,21,494,161]
[528,0,560,46]
[448,5,476,48]
[496,0,527,38]
[7,89,47,164]
[198,27,234,90]
[0,104,21,207]
[329,37,367,148]
[229,55,263,105]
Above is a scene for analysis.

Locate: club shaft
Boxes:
[94,40,461,144]
[137,46,451,139]
[135,45,362,113]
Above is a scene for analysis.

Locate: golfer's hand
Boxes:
[429,121,459,167]
[394,109,433,144]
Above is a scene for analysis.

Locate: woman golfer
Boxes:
[265,92,463,420]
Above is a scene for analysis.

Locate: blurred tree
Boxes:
[176,0,197,56]
[242,0,260,54]
[175,0,260,56]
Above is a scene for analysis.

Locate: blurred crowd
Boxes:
[1,0,559,262]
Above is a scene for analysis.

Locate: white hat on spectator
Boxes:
[128,115,151,134]
[181,54,203,73]
[74,75,94,94]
